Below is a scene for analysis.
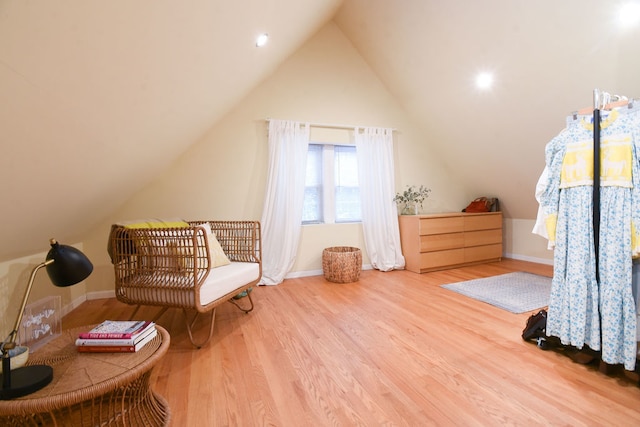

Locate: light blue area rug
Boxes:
[441,272,552,314]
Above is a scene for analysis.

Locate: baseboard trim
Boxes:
[285,264,373,279]
[87,290,117,300]
[61,290,116,319]
[61,295,86,318]
[504,253,553,266]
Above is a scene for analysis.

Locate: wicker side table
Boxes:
[0,324,170,426]
[322,246,362,283]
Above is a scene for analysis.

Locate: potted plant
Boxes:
[393,185,431,215]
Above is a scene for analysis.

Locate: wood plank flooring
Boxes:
[63,259,640,426]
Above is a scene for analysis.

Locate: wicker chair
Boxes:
[108,220,261,347]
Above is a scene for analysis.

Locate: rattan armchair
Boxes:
[108,220,261,347]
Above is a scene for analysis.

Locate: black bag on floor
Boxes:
[522,309,547,341]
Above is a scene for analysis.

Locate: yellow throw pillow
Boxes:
[168,242,194,273]
[121,218,190,229]
[118,219,190,269]
[200,223,231,268]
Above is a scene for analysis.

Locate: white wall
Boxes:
[81,22,469,292]
[504,218,553,265]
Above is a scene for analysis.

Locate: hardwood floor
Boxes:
[63,259,640,426]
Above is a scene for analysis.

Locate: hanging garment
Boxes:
[537,108,640,370]
[532,166,553,248]
[539,118,601,354]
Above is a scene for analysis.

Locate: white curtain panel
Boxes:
[260,120,310,285]
[355,127,406,271]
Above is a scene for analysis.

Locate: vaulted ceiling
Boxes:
[2,0,639,261]
[336,0,640,217]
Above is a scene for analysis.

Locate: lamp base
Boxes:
[0,365,53,400]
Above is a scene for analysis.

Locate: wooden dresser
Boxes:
[398,212,503,273]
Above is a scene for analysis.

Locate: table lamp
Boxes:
[0,239,93,399]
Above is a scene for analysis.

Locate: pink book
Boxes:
[77,320,154,339]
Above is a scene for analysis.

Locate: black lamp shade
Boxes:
[45,240,93,287]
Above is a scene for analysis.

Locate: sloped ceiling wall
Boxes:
[1,0,640,262]
[335,0,640,218]
[0,0,342,261]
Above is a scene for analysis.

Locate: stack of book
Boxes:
[75,320,157,353]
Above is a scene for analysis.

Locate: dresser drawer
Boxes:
[464,213,502,231]
[419,216,464,235]
[464,229,502,247]
[420,248,465,270]
[420,233,464,252]
[464,244,503,263]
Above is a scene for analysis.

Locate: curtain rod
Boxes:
[265,118,396,132]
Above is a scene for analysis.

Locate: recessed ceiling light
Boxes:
[256,33,269,47]
[475,72,494,90]
[619,2,640,28]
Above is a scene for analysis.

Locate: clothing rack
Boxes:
[591,89,632,279]
[531,91,640,377]
[593,90,602,281]
[591,89,634,374]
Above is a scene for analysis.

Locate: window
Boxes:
[302,144,361,224]
[303,145,323,223]
[334,146,361,222]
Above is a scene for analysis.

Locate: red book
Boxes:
[77,328,157,353]
[77,320,154,339]
[77,345,138,353]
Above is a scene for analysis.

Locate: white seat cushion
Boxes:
[199,262,260,305]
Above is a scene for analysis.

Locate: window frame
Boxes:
[302,142,361,225]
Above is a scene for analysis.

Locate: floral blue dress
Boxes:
[539,108,640,370]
